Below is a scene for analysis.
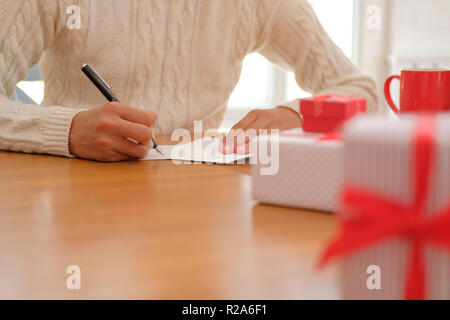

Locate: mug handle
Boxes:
[384,75,401,113]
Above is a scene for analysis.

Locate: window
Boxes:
[228,53,271,109]
[16,81,44,104]
[13,64,44,104]
[223,0,355,129]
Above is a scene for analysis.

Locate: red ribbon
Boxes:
[318,131,341,141]
[318,114,450,300]
[312,95,329,117]
[312,94,347,117]
[279,131,341,142]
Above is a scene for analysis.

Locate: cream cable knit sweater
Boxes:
[0,0,378,157]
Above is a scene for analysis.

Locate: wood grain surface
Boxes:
[0,136,338,299]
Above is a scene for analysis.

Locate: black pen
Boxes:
[81,63,163,155]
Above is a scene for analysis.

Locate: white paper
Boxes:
[142,137,250,164]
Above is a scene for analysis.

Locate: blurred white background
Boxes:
[14,0,450,129]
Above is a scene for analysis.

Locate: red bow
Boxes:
[318,114,450,300]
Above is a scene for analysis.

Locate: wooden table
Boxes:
[0,136,338,299]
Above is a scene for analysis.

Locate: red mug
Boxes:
[384,69,450,113]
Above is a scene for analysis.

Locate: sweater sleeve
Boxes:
[255,0,379,114]
[0,0,84,157]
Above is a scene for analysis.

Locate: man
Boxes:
[0,0,377,161]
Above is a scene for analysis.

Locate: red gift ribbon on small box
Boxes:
[279,131,341,142]
[311,94,355,118]
[318,114,450,300]
[301,94,367,134]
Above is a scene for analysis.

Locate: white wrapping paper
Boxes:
[340,114,450,300]
[251,129,343,212]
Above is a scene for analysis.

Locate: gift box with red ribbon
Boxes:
[319,113,450,300]
[300,94,367,133]
[251,128,343,212]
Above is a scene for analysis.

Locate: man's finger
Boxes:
[236,142,251,155]
[231,116,271,152]
[244,116,271,132]
[116,118,153,144]
[113,136,151,159]
[231,110,260,131]
[97,151,130,162]
[117,105,157,127]
[222,111,260,147]
[221,128,259,154]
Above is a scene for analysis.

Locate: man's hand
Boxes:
[221,107,302,154]
[69,102,157,161]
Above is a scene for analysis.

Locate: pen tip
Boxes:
[155,146,164,155]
